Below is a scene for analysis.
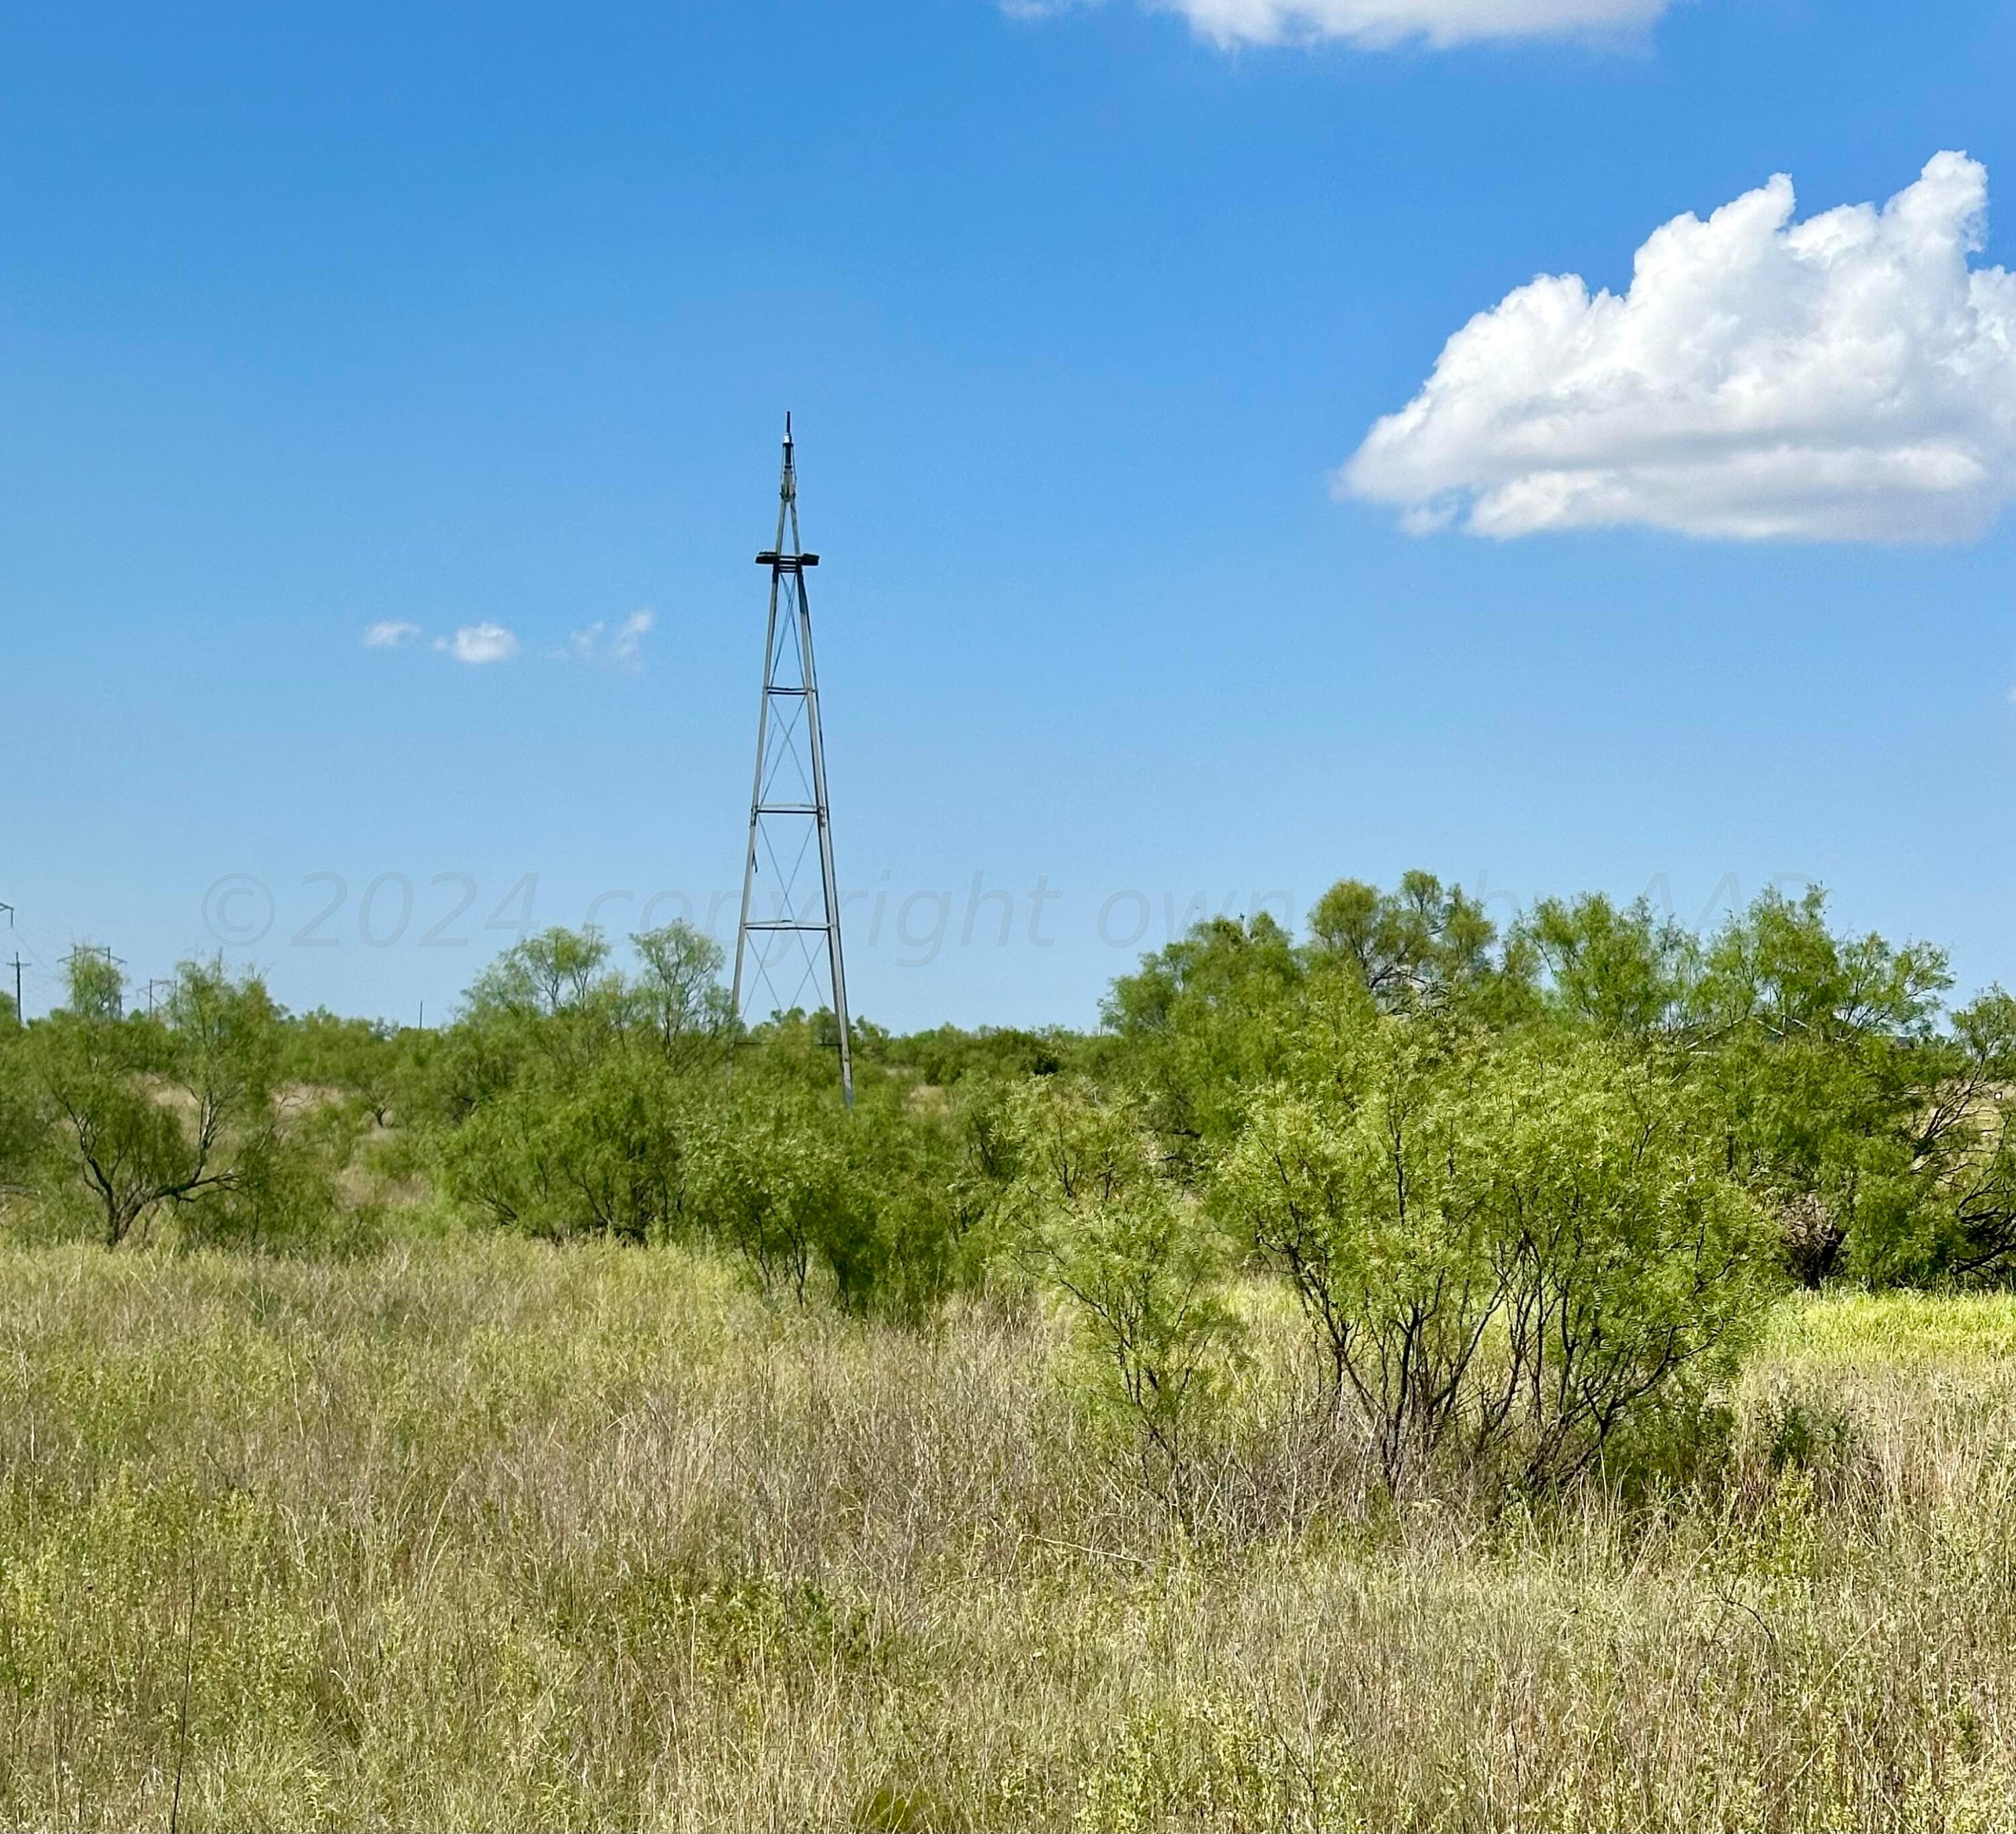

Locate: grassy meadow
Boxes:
[5,1235,2016,1831]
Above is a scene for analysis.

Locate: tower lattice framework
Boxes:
[730,417,854,1103]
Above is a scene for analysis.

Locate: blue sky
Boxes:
[3,0,2013,1030]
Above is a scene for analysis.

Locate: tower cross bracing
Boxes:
[729,417,854,1103]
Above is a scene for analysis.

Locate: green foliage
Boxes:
[431,923,732,1246]
[1098,874,1542,1166]
[1218,1023,1478,1485]
[30,956,266,1245]
[631,921,734,1067]
[425,923,979,1315]
[19,954,358,1251]
[1450,880,2016,1289]
[872,1022,1076,1085]
[829,1087,987,1320]
[461,924,628,1074]
[25,869,2011,1331]
[1520,892,1699,1040]
[0,1018,44,1195]
[179,1099,368,1255]
[683,1081,857,1304]
[1691,888,1961,1285]
[1220,1026,1775,1491]
[1457,1041,1775,1485]
[19,865,2016,1821]
[1307,870,1525,1016]
[1101,911,1308,1157]
[400,880,2016,1335]
[676,1076,974,1318]
[1837,987,2016,1285]
[286,1009,404,1124]
[998,1077,1238,1501]
[442,1046,697,1243]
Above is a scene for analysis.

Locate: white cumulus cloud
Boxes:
[362,620,421,649]
[1009,0,1666,48]
[435,623,519,665]
[1342,153,2016,542]
[566,609,654,671]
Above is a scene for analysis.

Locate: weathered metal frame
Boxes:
[729,417,854,1104]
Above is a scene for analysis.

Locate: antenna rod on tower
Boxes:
[730,416,855,1105]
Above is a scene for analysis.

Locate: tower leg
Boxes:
[730,418,854,1106]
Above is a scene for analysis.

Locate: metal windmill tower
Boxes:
[730,416,855,1103]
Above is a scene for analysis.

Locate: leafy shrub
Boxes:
[997,1077,1239,1505]
[26,955,294,1247]
[177,1101,368,1255]
[442,1047,696,1243]
[681,1080,973,1317]
[682,1083,855,1302]
[1218,1027,1777,1493]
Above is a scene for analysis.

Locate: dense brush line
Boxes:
[3,870,2015,1504]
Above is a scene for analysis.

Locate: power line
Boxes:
[0,909,65,1020]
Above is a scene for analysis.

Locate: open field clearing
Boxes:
[5,1240,2016,1831]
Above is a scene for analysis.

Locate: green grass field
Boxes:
[5,1239,2016,1831]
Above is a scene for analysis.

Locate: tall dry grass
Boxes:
[3,1239,2015,1830]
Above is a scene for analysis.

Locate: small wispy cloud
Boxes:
[435,623,520,665]
[1008,0,1669,49]
[366,616,638,669]
[566,609,655,672]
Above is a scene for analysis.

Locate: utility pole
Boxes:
[730,415,855,1105]
[144,978,173,1018]
[7,956,20,1026]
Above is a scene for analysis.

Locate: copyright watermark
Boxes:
[201,874,277,946]
[198,867,1821,965]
